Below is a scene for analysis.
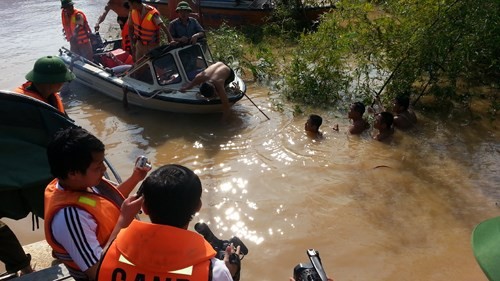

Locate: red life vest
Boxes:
[44,178,124,276]
[97,220,216,281]
[62,8,91,44]
[130,5,161,45]
[15,81,65,114]
[121,22,132,53]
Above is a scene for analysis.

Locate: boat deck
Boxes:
[0,241,73,281]
[14,264,73,281]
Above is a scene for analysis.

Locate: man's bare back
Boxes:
[198,62,230,83]
[180,62,233,118]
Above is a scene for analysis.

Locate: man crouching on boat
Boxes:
[180,62,235,119]
[44,127,150,281]
[15,56,74,116]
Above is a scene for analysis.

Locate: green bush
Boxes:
[281,0,500,112]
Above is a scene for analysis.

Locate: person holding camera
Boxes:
[44,127,150,281]
[97,164,241,281]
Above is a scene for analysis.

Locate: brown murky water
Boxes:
[1,1,499,280]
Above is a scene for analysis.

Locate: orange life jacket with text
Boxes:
[62,8,91,44]
[97,220,216,281]
[130,5,161,45]
[121,22,132,53]
[44,178,124,277]
[15,82,65,114]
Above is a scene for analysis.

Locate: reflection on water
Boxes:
[1,1,499,280]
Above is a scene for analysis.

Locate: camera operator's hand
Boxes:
[224,244,241,280]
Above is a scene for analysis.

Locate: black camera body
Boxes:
[194,222,249,260]
[194,222,248,281]
[293,249,328,281]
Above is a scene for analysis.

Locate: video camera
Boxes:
[194,222,249,260]
[194,222,249,281]
[293,249,329,281]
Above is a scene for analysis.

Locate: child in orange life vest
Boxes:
[305,114,323,139]
[98,164,241,281]
[44,127,150,281]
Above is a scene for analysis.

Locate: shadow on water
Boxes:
[60,81,248,160]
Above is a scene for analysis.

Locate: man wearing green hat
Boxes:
[169,1,205,45]
[61,0,94,61]
[15,56,75,115]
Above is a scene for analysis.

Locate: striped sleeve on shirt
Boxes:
[52,207,103,271]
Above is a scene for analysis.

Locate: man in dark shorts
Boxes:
[180,62,236,119]
[224,64,236,87]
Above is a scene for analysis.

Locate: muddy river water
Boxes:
[1,1,499,280]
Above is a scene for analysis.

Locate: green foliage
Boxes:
[207,24,245,64]
[207,24,277,82]
[281,0,500,112]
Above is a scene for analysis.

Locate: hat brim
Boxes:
[471,216,500,281]
[25,70,75,84]
[176,7,192,12]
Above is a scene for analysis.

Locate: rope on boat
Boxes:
[131,86,161,100]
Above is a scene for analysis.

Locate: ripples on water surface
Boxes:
[1,1,499,280]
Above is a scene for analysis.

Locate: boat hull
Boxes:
[59,44,245,114]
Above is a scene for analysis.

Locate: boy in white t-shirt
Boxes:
[44,127,150,281]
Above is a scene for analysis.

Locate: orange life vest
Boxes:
[121,23,132,53]
[130,5,161,45]
[15,81,65,114]
[62,8,91,44]
[44,178,124,277]
[97,220,216,281]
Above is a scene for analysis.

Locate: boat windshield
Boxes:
[178,45,208,81]
[129,63,155,85]
[153,53,181,86]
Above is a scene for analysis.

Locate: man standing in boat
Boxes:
[61,0,94,61]
[169,1,205,45]
[94,0,130,32]
[15,56,75,115]
[128,0,173,61]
